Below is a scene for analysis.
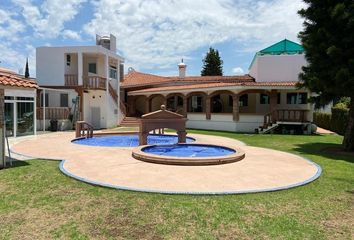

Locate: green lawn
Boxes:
[0,131,353,239]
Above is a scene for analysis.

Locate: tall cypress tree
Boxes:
[298,0,354,150]
[201,47,223,76]
[24,58,29,78]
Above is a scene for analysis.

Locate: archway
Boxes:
[148,94,166,112]
[166,93,185,115]
[186,92,207,113]
[209,90,235,113]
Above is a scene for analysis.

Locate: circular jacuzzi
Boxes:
[132,144,245,166]
[72,134,195,147]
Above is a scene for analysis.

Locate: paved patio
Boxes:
[10,132,321,194]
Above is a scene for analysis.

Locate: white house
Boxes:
[0,68,38,137]
[36,34,124,129]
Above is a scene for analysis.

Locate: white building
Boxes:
[122,39,315,134]
[36,34,124,129]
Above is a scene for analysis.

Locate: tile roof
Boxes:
[0,68,38,89]
[121,70,254,88]
[129,81,298,95]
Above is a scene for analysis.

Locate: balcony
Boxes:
[37,107,70,120]
[64,74,107,90]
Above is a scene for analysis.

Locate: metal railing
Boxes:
[75,121,93,138]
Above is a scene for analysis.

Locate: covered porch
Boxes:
[126,87,312,132]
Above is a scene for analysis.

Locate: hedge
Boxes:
[313,107,349,135]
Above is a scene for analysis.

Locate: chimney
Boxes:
[178,59,186,78]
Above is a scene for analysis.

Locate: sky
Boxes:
[0,0,306,77]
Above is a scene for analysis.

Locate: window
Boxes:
[277,93,281,104]
[88,63,97,74]
[60,93,69,107]
[16,97,34,101]
[109,65,117,79]
[189,95,203,112]
[40,93,49,107]
[298,93,308,104]
[239,94,248,107]
[66,54,71,66]
[287,92,308,104]
[260,94,270,104]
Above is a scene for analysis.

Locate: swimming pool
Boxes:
[142,144,235,157]
[132,143,245,166]
[72,134,195,147]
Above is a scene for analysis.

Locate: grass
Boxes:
[0,131,353,239]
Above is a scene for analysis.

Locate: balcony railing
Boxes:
[83,76,106,90]
[37,107,70,120]
[64,74,107,90]
[65,74,78,86]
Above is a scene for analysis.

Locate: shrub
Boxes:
[313,112,332,130]
[331,107,349,135]
[313,107,349,135]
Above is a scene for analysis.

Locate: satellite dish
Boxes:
[128,67,135,73]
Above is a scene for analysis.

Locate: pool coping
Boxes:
[132,143,246,166]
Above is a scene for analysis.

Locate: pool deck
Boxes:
[10,131,321,194]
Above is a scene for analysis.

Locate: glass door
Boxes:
[17,102,34,136]
[4,102,14,137]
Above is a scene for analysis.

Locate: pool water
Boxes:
[72,134,195,147]
[142,144,236,157]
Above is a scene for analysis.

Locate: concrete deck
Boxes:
[10,132,321,194]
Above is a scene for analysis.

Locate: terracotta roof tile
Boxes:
[129,81,297,94]
[121,70,254,88]
[0,68,38,89]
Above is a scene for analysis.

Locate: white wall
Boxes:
[83,90,107,129]
[249,54,306,82]
[36,47,65,86]
[186,113,263,133]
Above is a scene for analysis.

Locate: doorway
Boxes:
[91,107,101,129]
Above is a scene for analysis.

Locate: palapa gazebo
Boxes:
[139,105,187,145]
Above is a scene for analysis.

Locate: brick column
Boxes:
[127,96,135,116]
[183,95,188,117]
[206,95,211,120]
[270,90,278,122]
[232,94,239,121]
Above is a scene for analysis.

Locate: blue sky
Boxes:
[0,0,305,77]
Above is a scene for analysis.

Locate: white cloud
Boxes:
[0,9,25,41]
[232,67,244,75]
[62,29,81,40]
[84,0,305,70]
[12,0,86,38]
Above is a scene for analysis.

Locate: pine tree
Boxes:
[24,58,29,78]
[201,47,223,76]
[298,0,354,150]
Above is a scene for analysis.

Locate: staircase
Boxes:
[120,117,140,126]
[257,111,279,134]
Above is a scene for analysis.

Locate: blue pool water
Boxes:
[142,144,235,157]
[72,134,195,147]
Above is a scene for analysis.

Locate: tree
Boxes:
[201,47,223,76]
[298,0,354,150]
[24,58,29,78]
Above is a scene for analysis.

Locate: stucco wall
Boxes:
[249,54,306,82]
[36,47,65,86]
[186,113,264,133]
[83,90,107,129]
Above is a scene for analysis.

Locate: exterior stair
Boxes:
[120,117,140,126]
[257,122,279,134]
